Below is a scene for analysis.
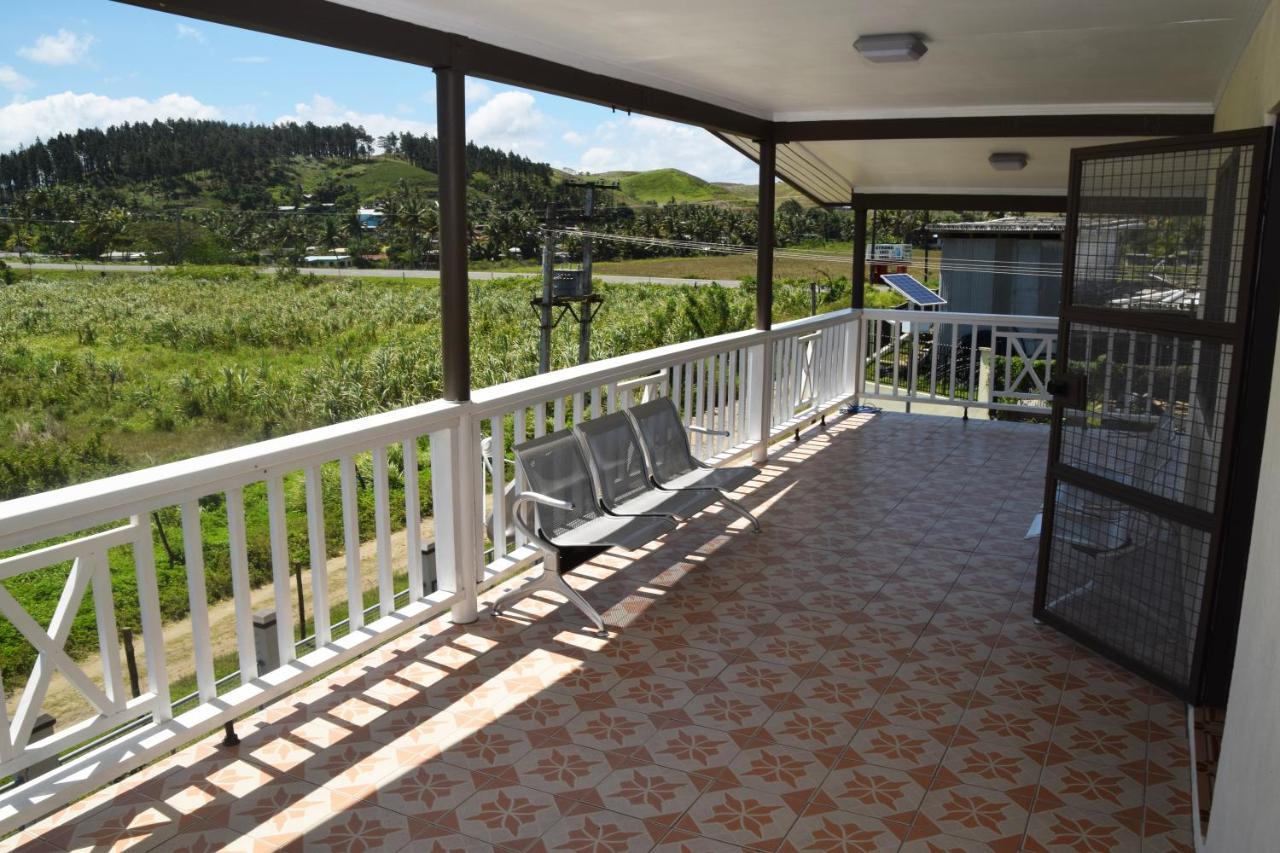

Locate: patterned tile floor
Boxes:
[5,413,1194,852]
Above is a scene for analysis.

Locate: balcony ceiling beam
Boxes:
[776,113,1215,143]
[841,193,1069,213]
[110,0,769,138]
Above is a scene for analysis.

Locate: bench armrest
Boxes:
[514,492,574,512]
[689,425,730,437]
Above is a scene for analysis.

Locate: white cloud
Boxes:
[18,30,95,66]
[276,95,434,146]
[575,115,755,183]
[467,91,549,153]
[0,65,33,93]
[176,24,206,43]
[464,79,492,103]
[231,55,270,64]
[0,91,220,153]
[562,130,585,146]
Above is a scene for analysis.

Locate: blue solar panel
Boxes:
[882,273,946,306]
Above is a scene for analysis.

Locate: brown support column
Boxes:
[852,206,867,310]
[436,66,470,401]
[755,134,776,330]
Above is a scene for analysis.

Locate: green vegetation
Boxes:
[0,266,849,686]
[610,169,743,205]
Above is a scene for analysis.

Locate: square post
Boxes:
[852,206,867,309]
[434,66,479,623]
[436,66,470,403]
[756,133,776,331]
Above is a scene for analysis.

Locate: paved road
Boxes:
[12,261,742,288]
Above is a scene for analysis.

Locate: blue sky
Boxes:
[0,1,757,182]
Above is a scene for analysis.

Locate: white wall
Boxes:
[1206,1,1280,849]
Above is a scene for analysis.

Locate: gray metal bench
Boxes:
[625,398,760,531]
[491,428,675,634]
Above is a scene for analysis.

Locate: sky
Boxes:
[0,1,757,183]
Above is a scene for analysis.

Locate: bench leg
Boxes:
[492,553,607,635]
[717,493,761,533]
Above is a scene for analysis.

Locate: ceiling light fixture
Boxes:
[989,152,1029,171]
[853,33,928,63]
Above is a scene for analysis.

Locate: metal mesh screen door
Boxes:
[1035,129,1272,702]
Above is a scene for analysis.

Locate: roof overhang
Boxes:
[113,0,1268,207]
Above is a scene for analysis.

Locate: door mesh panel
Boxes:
[514,431,601,539]
[576,414,651,507]
[627,399,698,484]
[1045,481,1211,687]
[1057,325,1231,514]
[1071,142,1255,323]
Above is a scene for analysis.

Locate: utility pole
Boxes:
[578,184,595,364]
[538,204,554,374]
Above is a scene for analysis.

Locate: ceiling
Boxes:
[332,0,1265,121]
[311,1,1272,203]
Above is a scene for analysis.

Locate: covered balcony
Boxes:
[4,407,1198,852]
[3,0,1280,850]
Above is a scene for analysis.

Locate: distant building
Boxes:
[932,217,1064,317]
[357,208,384,229]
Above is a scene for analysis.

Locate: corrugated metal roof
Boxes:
[930,216,1065,235]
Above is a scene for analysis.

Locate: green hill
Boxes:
[293,156,439,198]
[615,168,743,205]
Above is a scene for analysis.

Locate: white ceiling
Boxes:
[330,0,1268,202]
[334,0,1266,121]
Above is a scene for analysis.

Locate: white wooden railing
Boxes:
[0,308,861,832]
[859,308,1059,414]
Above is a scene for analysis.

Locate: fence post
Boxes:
[746,337,774,464]
[846,315,864,404]
[253,610,281,674]
[430,414,481,624]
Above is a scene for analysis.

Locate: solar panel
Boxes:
[881,273,946,306]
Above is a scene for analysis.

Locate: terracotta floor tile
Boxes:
[678,787,799,852]
[939,741,1046,793]
[874,689,968,732]
[817,647,903,682]
[682,689,775,734]
[913,783,1030,848]
[1049,719,1148,768]
[560,707,660,753]
[1036,760,1146,815]
[847,723,949,774]
[651,830,745,851]
[440,723,536,772]
[611,675,697,715]
[593,763,707,826]
[953,704,1054,754]
[760,706,858,753]
[715,660,804,700]
[779,805,909,852]
[791,675,882,727]
[533,807,664,852]
[638,723,745,778]
[1022,804,1143,852]
[443,783,571,848]
[363,760,487,823]
[747,634,827,667]
[510,743,615,797]
[726,742,830,801]
[816,762,929,823]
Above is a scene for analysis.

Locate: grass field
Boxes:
[0,266,848,693]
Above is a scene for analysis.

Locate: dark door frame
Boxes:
[1034,127,1276,703]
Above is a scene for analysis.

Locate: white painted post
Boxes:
[130,515,170,720]
[430,416,480,624]
[746,338,774,463]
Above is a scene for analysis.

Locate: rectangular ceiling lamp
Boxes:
[853,33,928,63]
